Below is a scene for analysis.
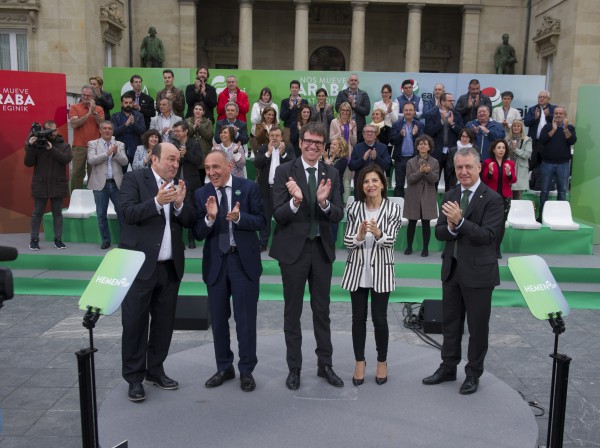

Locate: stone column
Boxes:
[459,5,483,73]
[294,0,311,70]
[238,0,254,69]
[179,0,197,66]
[405,3,424,72]
[349,2,368,71]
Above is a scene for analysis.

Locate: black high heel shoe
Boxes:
[352,360,366,386]
[375,361,387,385]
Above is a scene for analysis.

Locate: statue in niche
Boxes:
[494,34,517,74]
[140,27,164,67]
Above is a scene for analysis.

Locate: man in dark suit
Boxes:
[348,123,391,195]
[194,150,266,392]
[270,122,345,390]
[119,142,197,402]
[422,146,504,395]
[127,74,156,130]
[214,102,249,147]
[391,102,424,197]
[424,92,463,191]
[254,126,295,251]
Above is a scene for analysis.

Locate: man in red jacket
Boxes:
[217,75,249,122]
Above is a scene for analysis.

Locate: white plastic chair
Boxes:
[107,198,118,219]
[542,201,579,230]
[507,200,541,230]
[387,197,408,226]
[63,189,96,218]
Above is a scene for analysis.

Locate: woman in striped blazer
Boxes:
[341,165,402,386]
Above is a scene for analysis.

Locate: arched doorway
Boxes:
[309,47,345,71]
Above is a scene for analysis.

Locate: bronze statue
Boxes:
[140,27,164,68]
[494,34,517,75]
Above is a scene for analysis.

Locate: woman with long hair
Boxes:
[310,88,334,145]
[185,102,214,158]
[132,129,161,171]
[330,101,357,203]
[341,165,402,386]
[324,137,350,242]
[253,106,279,149]
[290,104,313,158]
[403,135,439,257]
[482,139,516,258]
[507,120,532,199]
[250,87,278,155]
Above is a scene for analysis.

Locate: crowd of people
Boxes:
[23,70,577,401]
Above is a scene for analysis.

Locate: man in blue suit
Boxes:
[194,150,266,392]
[348,123,391,196]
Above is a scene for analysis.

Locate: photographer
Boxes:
[24,121,73,251]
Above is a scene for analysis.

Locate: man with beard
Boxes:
[185,66,217,122]
[25,121,72,251]
[112,92,146,172]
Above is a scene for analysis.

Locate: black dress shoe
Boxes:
[420,249,429,257]
[286,368,301,390]
[404,247,413,255]
[459,376,479,395]
[145,374,179,390]
[100,241,111,250]
[422,366,457,385]
[260,245,268,252]
[317,365,344,387]
[240,373,256,392]
[205,366,235,388]
[188,241,196,249]
[128,382,146,402]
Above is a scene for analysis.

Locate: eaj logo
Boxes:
[482,87,502,109]
[212,76,227,95]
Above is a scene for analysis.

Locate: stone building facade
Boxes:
[1,0,599,119]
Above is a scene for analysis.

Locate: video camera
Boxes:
[28,122,54,149]
[0,246,17,310]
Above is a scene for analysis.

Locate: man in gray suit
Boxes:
[269,122,344,390]
[87,121,128,249]
[150,98,182,143]
[422,146,504,395]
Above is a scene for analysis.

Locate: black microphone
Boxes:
[0,246,18,262]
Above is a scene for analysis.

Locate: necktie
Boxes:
[218,187,230,253]
[454,190,472,258]
[307,167,318,239]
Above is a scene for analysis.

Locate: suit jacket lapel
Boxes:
[465,183,486,218]
[293,158,310,201]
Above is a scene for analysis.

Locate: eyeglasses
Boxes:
[302,139,324,148]
[363,130,376,134]
[538,95,548,99]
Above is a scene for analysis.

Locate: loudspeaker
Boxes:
[420,299,443,334]
[174,295,211,330]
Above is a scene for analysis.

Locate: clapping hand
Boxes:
[205,195,218,221]
[226,202,240,222]
[357,220,368,241]
[286,177,303,203]
[174,180,186,208]
[504,163,511,176]
[156,180,179,206]
[488,163,494,175]
[366,218,382,239]
[316,179,332,206]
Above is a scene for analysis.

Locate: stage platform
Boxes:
[42,211,594,255]
[98,334,538,448]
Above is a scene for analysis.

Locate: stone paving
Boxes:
[1,295,599,447]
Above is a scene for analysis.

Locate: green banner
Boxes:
[507,255,570,320]
[78,248,145,315]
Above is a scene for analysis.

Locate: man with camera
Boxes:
[25,121,73,251]
[87,121,129,249]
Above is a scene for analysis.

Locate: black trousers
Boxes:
[440,258,493,378]
[121,260,180,383]
[280,238,333,370]
[259,186,274,247]
[350,287,390,362]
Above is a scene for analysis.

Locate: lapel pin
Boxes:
[235,189,241,195]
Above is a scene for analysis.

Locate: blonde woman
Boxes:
[507,119,532,199]
[330,102,357,203]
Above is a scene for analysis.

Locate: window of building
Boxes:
[0,30,28,71]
